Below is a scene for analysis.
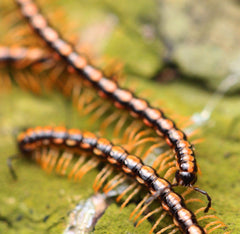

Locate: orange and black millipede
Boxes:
[14,0,210,208]
[0,46,49,65]
[17,126,206,234]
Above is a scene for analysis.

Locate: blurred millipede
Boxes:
[0,46,48,64]
[17,126,206,234]
[0,45,60,92]
[14,0,211,209]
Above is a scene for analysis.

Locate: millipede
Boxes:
[0,46,49,66]
[17,126,206,234]
[14,0,211,209]
[0,45,74,93]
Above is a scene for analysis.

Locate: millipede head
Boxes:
[175,170,197,186]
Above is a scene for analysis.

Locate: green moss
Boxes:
[95,204,151,234]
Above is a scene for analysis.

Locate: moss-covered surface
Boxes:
[1,78,240,233]
[0,0,240,233]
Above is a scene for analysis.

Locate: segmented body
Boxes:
[18,126,205,234]
[15,0,198,187]
[0,46,49,65]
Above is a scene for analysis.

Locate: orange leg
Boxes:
[142,142,164,161]
[103,173,123,192]
[121,186,141,209]
[135,207,162,227]
[163,166,177,181]
[34,149,42,165]
[100,112,119,132]
[68,156,85,179]
[185,198,204,205]
[113,114,128,138]
[156,223,175,234]
[133,137,158,148]
[74,158,99,181]
[122,121,141,143]
[42,149,58,171]
[205,220,226,230]
[93,167,113,193]
[181,188,193,199]
[130,193,150,220]
[60,152,73,176]
[90,103,111,125]
[152,150,171,169]
[133,195,152,222]
[116,182,138,203]
[71,83,82,105]
[160,161,176,172]
[149,212,167,234]
[208,224,228,233]
[93,165,110,191]
[103,176,126,194]
[83,99,102,116]
[157,154,174,174]
[47,150,60,173]
[130,128,152,144]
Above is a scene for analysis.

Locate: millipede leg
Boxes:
[122,121,141,143]
[149,212,167,234]
[83,99,102,115]
[133,194,152,222]
[181,188,193,199]
[103,176,126,194]
[68,156,85,179]
[90,103,110,124]
[93,167,113,192]
[130,193,150,220]
[163,166,177,180]
[71,83,82,105]
[74,158,99,181]
[207,223,227,233]
[134,144,145,157]
[158,154,175,173]
[195,206,206,216]
[34,150,42,165]
[134,137,158,148]
[142,142,164,160]
[127,123,143,142]
[56,152,67,173]
[152,150,171,169]
[198,215,222,222]
[102,174,123,193]
[100,112,119,132]
[135,207,162,227]
[39,148,48,168]
[93,165,110,191]
[113,114,128,138]
[47,150,60,173]
[156,223,175,234]
[60,152,73,175]
[116,182,138,203]
[185,198,204,205]
[43,149,58,171]
[130,128,152,144]
[168,227,179,234]
[205,220,226,230]
[160,161,176,172]
[121,186,141,209]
